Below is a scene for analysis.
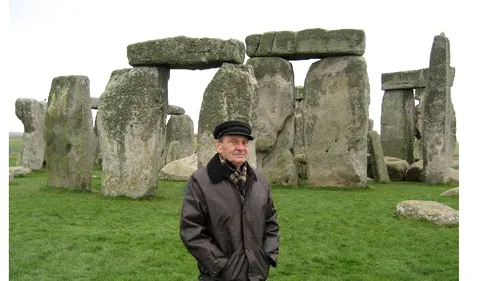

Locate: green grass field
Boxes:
[9,169,459,281]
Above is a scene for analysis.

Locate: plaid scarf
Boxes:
[219,153,248,197]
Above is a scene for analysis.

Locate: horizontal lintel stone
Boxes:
[245,28,365,60]
[127,36,245,70]
[381,67,455,90]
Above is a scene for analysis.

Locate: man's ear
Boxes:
[215,139,222,153]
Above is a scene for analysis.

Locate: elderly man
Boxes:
[180,120,280,281]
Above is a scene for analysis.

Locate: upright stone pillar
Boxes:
[44,76,95,189]
[246,57,298,185]
[15,98,47,170]
[303,56,369,187]
[367,131,390,183]
[197,63,258,168]
[422,34,451,184]
[164,114,195,165]
[293,86,307,179]
[97,67,169,198]
[380,89,415,163]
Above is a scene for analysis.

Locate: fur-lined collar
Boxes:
[206,153,257,184]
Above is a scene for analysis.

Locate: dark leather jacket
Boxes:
[180,153,280,281]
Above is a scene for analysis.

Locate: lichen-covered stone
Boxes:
[97,67,169,198]
[303,56,369,187]
[441,187,459,197]
[246,57,294,153]
[9,166,32,176]
[246,29,365,59]
[44,76,95,190]
[405,160,423,182]
[396,200,458,226]
[422,34,452,184]
[197,63,258,168]
[384,156,410,182]
[381,67,455,90]
[367,131,390,183]
[166,104,185,115]
[165,115,194,165]
[258,116,298,186]
[380,89,415,164]
[127,36,245,70]
[15,98,47,170]
[159,153,197,181]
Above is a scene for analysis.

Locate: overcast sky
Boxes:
[7,0,486,140]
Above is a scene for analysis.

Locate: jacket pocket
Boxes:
[254,247,270,279]
[219,248,247,280]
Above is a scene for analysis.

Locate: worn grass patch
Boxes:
[9,171,458,281]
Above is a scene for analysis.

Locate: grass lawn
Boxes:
[9,169,459,281]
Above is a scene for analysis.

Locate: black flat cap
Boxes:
[213,120,254,140]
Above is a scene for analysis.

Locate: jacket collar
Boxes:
[206,153,257,184]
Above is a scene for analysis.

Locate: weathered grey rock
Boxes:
[384,156,409,182]
[165,115,195,165]
[93,114,102,170]
[246,29,366,59]
[448,167,459,183]
[293,98,306,172]
[197,63,258,168]
[127,36,245,69]
[246,57,295,154]
[159,153,197,181]
[295,85,304,100]
[44,76,95,190]
[396,200,458,226]
[166,105,185,115]
[441,187,459,197]
[9,166,32,176]
[97,67,169,198]
[293,153,307,179]
[258,116,298,186]
[380,89,414,164]
[246,57,297,185]
[422,34,452,184]
[90,97,99,109]
[413,139,422,162]
[9,173,13,183]
[368,118,374,131]
[15,98,47,170]
[166,140,181,164]
[303,56,369,187]
[367,131,390,183]
[381,67,455,90]
[405,160,423,182]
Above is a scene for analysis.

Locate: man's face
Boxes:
[216,135,250,168]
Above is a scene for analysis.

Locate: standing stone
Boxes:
[197,63,258,168]
[93,113,102,170]
[380,89,415,164]
[15,98,47,170]
[422,34,451,184]
[44,76,95,189]
[166,140,181,164]
[293,86,307,179]
[303,56,369,187]
[246,57,297,185]
[367,131,390,183]
[97,67,169,198]
[165,115,195,165]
